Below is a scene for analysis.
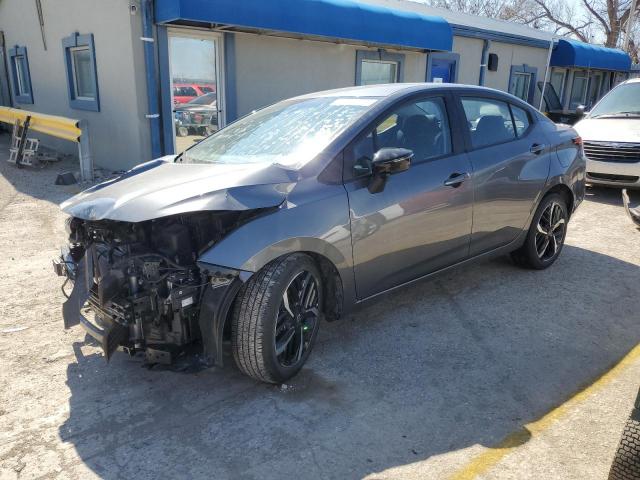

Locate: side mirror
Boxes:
[368,148,413,194]
[575,105,587,117]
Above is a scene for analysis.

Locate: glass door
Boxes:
[168,30,224,153]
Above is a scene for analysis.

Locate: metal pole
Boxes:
[140,0,162,160]
[539,38,555,112]
[625,0,638,52]
[77,119,93,182]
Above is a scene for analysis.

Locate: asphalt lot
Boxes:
[0,133,639,479]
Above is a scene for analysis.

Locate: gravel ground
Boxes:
[0,132,639,480]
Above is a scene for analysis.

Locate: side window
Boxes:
[461,97,516,149]
[510,105,531,137]
[349,97,452,178]
[184,86,197,96]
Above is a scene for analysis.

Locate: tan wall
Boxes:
[451,36,484,86]
[483,41,549,106]
[0,0,150,170]
[233,33,426,117]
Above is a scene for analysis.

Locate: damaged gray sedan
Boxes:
[55,84,586,383]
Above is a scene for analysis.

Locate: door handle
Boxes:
[530,143,546,155]
[444,172,470,187]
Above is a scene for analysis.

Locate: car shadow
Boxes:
[585,184,625,206]
[59,244,640,479]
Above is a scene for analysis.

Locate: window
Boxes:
[550,69,566,103]
[8,46,33,104]
[174,86,198,97]
[587,72,603,108]
[461,97,516,149]
[62,33,99,111]
[510,105,531,137]
[70,47,95,99]
[356,50,404,86]
[510,73,531,102]
[349,97,451,178]
[361,60,398,86]
[569,71,589,110]
[509,65,537,104]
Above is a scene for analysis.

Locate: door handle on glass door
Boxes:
[444,172,470,187]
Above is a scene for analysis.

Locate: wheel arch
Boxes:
[544,183,575,217]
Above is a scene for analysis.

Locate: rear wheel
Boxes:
[609,408,640,480]
[511,193,568,269]
[231,253,322,384]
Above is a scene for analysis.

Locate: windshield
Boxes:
[181,96,378,168]
[187,93,216,105]
[590,82,640,118]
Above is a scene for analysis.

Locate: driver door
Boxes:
[344,94,474,299]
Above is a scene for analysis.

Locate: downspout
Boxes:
[479,39,490,86]
[140,0,162,159]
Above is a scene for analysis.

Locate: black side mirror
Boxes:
[368,148,413,194]
[576,105,586,117]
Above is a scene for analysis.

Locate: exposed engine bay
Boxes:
[55,211,260,366]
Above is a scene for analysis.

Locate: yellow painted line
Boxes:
[449,343,640,480]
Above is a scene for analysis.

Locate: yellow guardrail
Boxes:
[0,107,82,143]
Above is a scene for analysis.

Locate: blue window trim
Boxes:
[8,46,34,104]
[62,32,100,111]
[509,64,538,104]
[355,50,405,86]
[426,52,460,83]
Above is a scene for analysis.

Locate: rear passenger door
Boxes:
[459,96,551,256]
[345,94,474,299]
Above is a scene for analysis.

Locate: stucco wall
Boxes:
[233,33,427,117]
[0,0,150,171]
[451,36,484,86]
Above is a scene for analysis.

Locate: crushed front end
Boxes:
[53,213,249,366]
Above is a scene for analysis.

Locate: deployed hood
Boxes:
[61,157,297,222]
[574,118,640,143]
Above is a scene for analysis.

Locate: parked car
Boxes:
[574,79,640,188]
[54,84,585,384]
[174,92,218,137]
[172,83,215,105]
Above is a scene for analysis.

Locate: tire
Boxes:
[231,253,323,384]
[609,409,640,480]
[511,193,568,269]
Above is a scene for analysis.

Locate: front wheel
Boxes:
[511,193,568,269]
[231,254,323,384]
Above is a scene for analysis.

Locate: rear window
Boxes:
[461,97,516,149]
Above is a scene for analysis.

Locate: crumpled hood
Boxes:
[574,118,640,143]
[61,157,297,222]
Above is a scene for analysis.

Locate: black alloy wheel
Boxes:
[275,271,320,367]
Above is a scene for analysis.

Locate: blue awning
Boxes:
[155,0,453,52]
[551,39,631,72]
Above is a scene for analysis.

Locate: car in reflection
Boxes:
[174,92,218,137]
[574,79,640,188]
[172,83,215,105]
[55,84,585,384]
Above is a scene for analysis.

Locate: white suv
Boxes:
[574,78,640,188]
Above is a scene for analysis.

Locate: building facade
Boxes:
[0,0,632,170]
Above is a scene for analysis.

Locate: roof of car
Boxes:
[293,82,515,99]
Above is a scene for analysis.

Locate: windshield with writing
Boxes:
[181,97,378,168]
